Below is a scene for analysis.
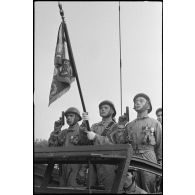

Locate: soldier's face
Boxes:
[134,97,149,112]
[99,104,113,118]
[124,172,133,188]
[66,113,76,126]
[157,111,162,124]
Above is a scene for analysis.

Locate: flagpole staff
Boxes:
[119,1,123,115]
[58,2,91,131]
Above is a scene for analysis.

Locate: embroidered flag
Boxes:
[49,22,75,106]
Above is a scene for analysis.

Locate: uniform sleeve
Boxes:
[78,122,92,145]
[154,121,162,163]
[92,124,113,145]
[109,127,118,144]
[48,132,59,146]
[124,123,132,144]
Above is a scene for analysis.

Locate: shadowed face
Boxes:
[66,113,76,126]
[156,111,162,124]
[99,104,113,118]
[124,172,133,188]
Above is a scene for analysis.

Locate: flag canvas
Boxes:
[49,22,75,106]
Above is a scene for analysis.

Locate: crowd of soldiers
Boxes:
[48,93,162,194]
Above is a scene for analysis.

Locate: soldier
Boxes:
[123,171,147,194]
[82,100,118,191]
[156,108,162,125]
[48,107,87,187]
[155,107,162,192]
[112,93,162,193]
[126,93,162,193]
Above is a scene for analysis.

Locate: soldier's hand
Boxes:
[82,112,89,121]
[54,120,62,130]
[80,121,88,131]
[86,131,96,140]
[118,114,128,126]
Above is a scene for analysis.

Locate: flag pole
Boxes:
[119,1,123,115]
[58,2,90,131]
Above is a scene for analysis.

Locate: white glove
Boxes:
[87,131,96,140]
[82,112,89,121]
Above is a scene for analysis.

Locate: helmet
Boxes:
[99,100,116,117]
[133,93,152,113]
[156,108,162,115]
[64,107,82,121]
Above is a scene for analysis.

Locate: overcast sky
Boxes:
[34,1,162,140]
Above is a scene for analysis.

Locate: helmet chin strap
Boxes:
[110,108,114,118]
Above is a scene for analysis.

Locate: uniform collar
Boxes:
[101,118,113,126]
[68,123,79,131]
[137,112,149,120]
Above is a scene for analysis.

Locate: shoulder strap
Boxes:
[101,121,115,136]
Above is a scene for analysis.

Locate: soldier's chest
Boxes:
[64,131,78,145]
[94,125,106,134]
[129,120,155,140]
[130,120,154,132]
[96,123,115,136]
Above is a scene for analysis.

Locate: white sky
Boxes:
[34,1,162,140]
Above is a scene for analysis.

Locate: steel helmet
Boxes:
[156,108,162,115]
[99,100,116,117]
[64,107,82,121]
[133,93,152,113]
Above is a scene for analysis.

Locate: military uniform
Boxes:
[110,125,127,144]
[110,92,162,193]
[125,114,162,193]
[48,120,62,147]
[48,131,60,147]
[88,119,117,191]
[48,107,88,187]
[57,123,86,187]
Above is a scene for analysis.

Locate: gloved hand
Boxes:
[82,112,89,121]
[86,131,96,140]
